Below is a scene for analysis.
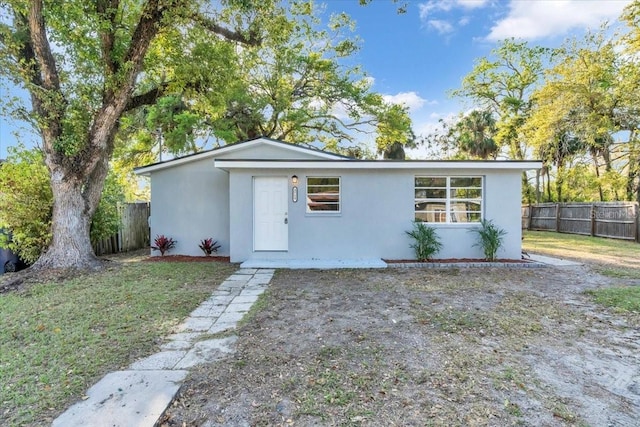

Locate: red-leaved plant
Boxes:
[151,234,176,256]
[198,238,221,256]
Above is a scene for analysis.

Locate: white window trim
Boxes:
[306,176,341,214]
[415,176,483,224]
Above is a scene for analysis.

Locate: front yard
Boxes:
[0,256,236,426]
[163,234,640,426]
[2,232,640,426]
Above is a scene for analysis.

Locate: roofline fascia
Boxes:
[134,137,347,175]
[213,159,544,171]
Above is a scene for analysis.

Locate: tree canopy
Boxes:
[114,1,414,167]
[431,2,640,203]
[0,0,270,269]
[0,0,415,269]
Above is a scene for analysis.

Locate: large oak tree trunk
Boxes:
[33,176,101,269]
[7,0,260,271]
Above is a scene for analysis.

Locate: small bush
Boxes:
[406,221,442,261]
[199,238,221,256]
[151,234,176,256]
[472,219,507,261]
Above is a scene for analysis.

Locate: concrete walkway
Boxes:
[528,253,583,266]
[241,258,387,269]
[52,268,274,427]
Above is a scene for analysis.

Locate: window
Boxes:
[415,176,482,223]
[307,177,340,213]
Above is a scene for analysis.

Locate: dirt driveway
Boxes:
[162,264,640,426]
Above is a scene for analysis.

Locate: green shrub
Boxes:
[0,145,125,263]
[405,221,442,261]
[472,219,507,261]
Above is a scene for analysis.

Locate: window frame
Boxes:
[414,176,483,224]
[306,176,341,214]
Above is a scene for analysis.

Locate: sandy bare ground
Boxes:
[161,264,640,427]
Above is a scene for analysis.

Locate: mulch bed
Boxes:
[143,255,231,263]
[384,258,531,264]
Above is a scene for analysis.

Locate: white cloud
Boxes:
[487,0,633,41]
[419,0,489,36]
[428,19,455,34]
[419,0,489,20]
[456,0,490,9]
[382,92,435,112]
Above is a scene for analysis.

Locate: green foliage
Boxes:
[0,146,126,263]
[0,0,285,267]
[405,221,443,261]
[440,17,640,203]
[151,235,176,256]
[376,103,416,158]
[423,109,498,160]
[90,173,125,244]
[114,0,415,166]
[451,39,549,160]
[0,147,52,264]
[471,219,507,261]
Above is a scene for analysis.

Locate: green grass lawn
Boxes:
[0,260,236,426]
[523,230,640,312]
[523,230,640,275]
[586,286,640,313]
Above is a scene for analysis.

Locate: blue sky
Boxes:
[0,0,633,159]
[322,0,633,157]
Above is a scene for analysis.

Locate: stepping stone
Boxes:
[216,311,245,324]
[232,294,260,304]
[241,288,266,296]
[175,317,215,332]
[52,370,187,427]
[236,268,258,274]
[165,332,201,342]
[208,322,236,334]
[160,340,192,351]
[226,302,254,313]
[190,305,225,318]
[129,351,186,370]
[174,336,238,369]
[226,274,251,281]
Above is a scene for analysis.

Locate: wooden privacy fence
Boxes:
[94,202,150,255]
[522,202,640,242]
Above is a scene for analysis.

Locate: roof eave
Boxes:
[133,137,348,175]
[214,159,544,171]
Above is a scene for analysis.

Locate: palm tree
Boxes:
[456,110,499,159]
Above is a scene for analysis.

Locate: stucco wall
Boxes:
[149,157,230,256]
[228,168,523,262]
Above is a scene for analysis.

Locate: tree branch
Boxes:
[125,83,169,111]
[83,0,173,178]
[96,0,120,78]
[193,13,261,46]
[29,0,61,91]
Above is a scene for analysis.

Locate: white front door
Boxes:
[254,177,288,251]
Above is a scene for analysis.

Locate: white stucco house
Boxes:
[135,137,541,267]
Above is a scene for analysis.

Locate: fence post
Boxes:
[527,203,532,230]
[555,203,561,233]
[590,203,596,237]
[633,203,640,243]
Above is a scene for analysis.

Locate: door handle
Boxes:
[284,218,288,224]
